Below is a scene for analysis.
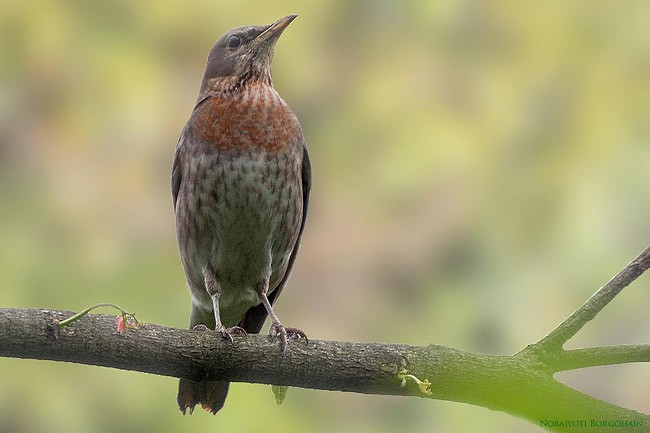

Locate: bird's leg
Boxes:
[257,278,307,357]
[203,266,247,341]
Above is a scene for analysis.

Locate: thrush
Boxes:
[171,14,310,414]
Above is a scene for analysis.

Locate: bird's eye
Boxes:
[227,35,241,48]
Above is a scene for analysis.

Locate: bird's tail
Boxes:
[178,379,229,415]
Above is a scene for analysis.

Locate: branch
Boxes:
[0,308,649,433]
[531,246,650,352]
[552,345,650,372]
[2,245,650,432]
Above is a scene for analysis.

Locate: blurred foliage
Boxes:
[1,1,650,432]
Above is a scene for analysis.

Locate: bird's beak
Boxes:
[256,14,298,44]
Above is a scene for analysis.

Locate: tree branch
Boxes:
[531,246,650,352]
[551,345,650,372]
[0,308,649,432]
[2,245,650,432]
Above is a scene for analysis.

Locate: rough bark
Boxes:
[2,246,650,432]
[0,308,648,433]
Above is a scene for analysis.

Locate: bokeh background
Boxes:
[1,1,650,432]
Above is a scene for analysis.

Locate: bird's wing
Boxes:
[172,98,215,211]
[239,138,312,333]
[171,136,184,211]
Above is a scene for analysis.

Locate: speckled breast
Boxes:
[175,82,304,317]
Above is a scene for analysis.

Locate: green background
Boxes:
[1,1,649,432]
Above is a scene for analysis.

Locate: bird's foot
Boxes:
[269,322,307,357]
[192,324,246,342]
[216,325,247,342]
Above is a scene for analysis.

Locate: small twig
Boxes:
[550,345,650,372]
[396,369,432,396]
[530,246,650,352]
[57,303,139,328]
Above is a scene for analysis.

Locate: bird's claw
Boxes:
[284,327,307,342]
[192,324,246,342]
[216,325,247,342]
[269,323,307,357]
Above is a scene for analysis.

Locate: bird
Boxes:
[171,14,310,415]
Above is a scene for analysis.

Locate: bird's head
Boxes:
[199,14,297,94]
